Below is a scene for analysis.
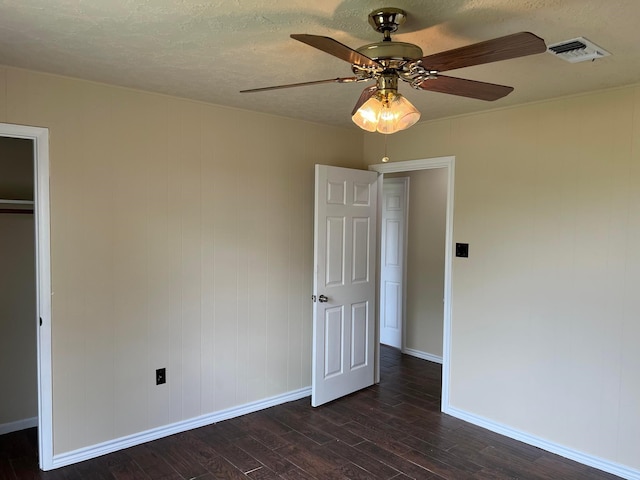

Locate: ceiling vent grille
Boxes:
[547,37,611,63]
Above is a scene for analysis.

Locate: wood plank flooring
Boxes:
[0,346,622,479]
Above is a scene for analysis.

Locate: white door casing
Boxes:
[312,165,378,407]
[379,178,408,349]
[369,156,455,412]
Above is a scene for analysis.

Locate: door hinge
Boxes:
[39,317,43,326]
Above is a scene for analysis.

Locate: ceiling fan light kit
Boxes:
[241,7,547,134]
[352,74,420,134]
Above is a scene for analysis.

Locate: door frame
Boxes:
[0,123,53,470]
[369,156,455,412]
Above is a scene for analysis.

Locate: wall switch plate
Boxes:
[156,368,166,385]
[456,243,469,258]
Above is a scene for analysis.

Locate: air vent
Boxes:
[547,37,611,63]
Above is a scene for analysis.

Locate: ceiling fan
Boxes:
[240,8,547,134]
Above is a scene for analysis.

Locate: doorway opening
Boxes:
[371,156,455,411]
[0,123,52,470]
[379,169,448,363]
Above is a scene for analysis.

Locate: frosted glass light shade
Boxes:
[389,95,420,132]
[351,96,383,132]
[352,92,420,134]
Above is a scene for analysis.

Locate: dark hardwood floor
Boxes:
[1,346,622,479]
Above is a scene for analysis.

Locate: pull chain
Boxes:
[382,134,389,163]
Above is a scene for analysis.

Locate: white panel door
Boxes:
[380,178,408,349]
[312,165,378,407]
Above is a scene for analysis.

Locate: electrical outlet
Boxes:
[156,368,166,385]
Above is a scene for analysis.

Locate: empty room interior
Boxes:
[1,1,639,479]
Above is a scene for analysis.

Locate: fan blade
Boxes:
[351,85,378,115]
[418,75,514,101]
[421,32,546,72]
[240,77,359,93]
[291,34,380,67]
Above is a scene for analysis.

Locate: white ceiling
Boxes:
[0,0,639,129]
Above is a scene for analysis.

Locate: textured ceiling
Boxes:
[0,0,639,128]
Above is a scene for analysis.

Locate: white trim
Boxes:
[0,417,38,435]
[441,161,455,411]
[445,406,640,480]
[369,156,455,174]
[402,347,443,364]
[52,386,311,469]
[374,174,383,384]
[400,177,410,355]
[369,156,455,414]
[0,123,53,471]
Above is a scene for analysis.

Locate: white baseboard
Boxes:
[0,416,38,435]
[445,405,640,480]
[52,386,311,469]
[403,347,443,364]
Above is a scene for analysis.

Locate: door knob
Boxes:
[318,295,329,303]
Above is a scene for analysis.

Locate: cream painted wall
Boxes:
[364,85,640,472]
[0,65,364,455]
[386,170,447,357]
[0,137,34,199]
[0,137,37,428]
[0,215,37,426]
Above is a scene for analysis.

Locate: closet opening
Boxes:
[0,136,37,439]
[0,123,52,471]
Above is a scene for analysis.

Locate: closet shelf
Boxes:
[0,199,34,205]
[0,199,34,214]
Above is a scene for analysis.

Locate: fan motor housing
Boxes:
[356,41,423,62]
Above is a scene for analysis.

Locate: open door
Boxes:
[312,165,378,407]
